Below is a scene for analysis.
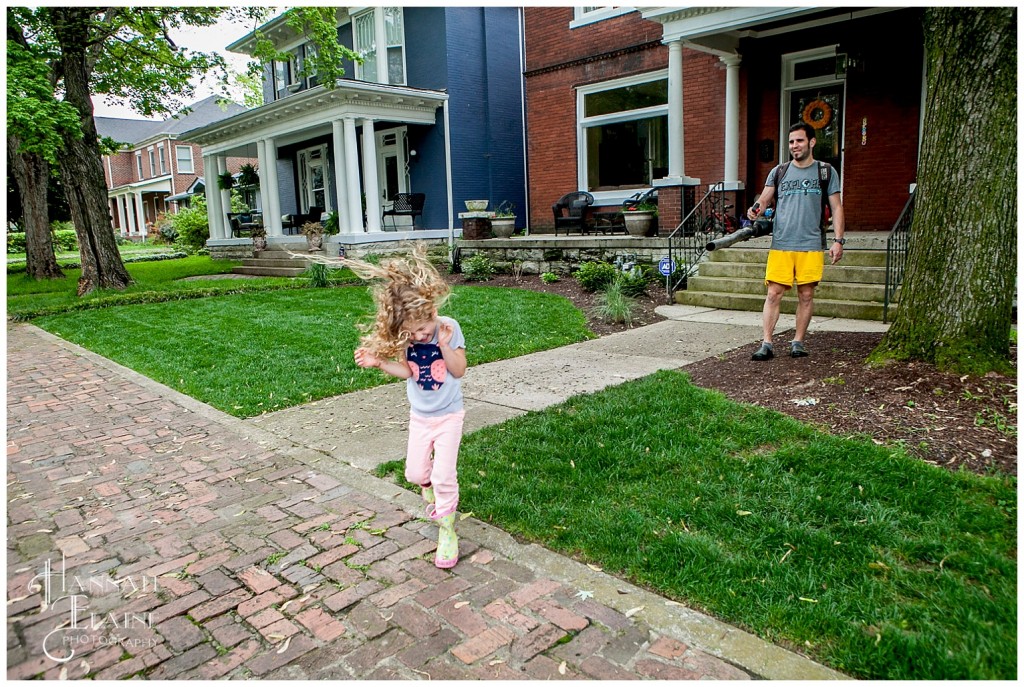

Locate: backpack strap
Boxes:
[771,161,791,193]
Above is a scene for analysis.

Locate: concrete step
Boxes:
[242,256,314,268]
[709,247,888,268]
[687,276,887,302]
[232,265,307,277]
[698,261,888,284]
[675,290,895,320]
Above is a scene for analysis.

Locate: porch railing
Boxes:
[665,182,728,303]
[883,189,915,323]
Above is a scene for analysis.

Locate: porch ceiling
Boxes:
[182,80,447,156]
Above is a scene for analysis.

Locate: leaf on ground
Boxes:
[558,661,567,675]
[798,597,818,603]
[459,512,473,521]
[575,590,594,601]
[736,510,752,516]
[587,564,603,572]
[454,601,470,609]
[624,605,645,617]
[276,636,291,653]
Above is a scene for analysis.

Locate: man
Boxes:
[746,122,845,360]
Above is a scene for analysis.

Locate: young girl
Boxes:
[345,244,467,569]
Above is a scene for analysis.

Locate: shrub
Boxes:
[541,272,559,284]
[7,232,26,254]
[6,229,78,254]
[171,197,210,250]
[590,276,636,326]
[462,253,496,281]
[574,261,617,292]
[303,261,333,288]
[618,264,658,298]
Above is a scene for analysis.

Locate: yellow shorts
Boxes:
[765,250,824,287]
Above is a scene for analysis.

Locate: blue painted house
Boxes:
[183,6,526,253]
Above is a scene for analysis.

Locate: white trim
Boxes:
[570,7,635,29]
[175,145,194,174]
[779,46,842,164]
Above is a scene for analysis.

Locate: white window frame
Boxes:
[383,7,407,86]
[147,147,156,177]
[175,145,194,174]
[570,7,634,29]
[577,69,669,205]
[353,9,378,82]
[158,145,167,174]
[780,46,843,160]
[135,152,144,180]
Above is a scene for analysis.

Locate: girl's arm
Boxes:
[437,321,467,378]
[354,347,412,379]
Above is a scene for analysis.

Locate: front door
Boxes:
[376,127,410,226]
[782,48,845,180]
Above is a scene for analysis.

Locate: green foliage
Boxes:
[617,264,657,297]
[574,261,617,292]
[6,229,77,254]
[590,277,636,326]
[249,8,362,88]
[170,197,210,250]
[217,172,235,190]
[462,253,496,281]
[494,201,516,218]
[237,163,259,188]
[541,272,560,284]
[323,211,340,235]
[303,262,334,288]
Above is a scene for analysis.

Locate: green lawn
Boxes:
[32,286,594,416]
[377,370,1015,680]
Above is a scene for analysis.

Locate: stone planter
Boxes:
[252,235,267,253]
[306,233,324,251]
[491,217,516,238]
[623,211,655,236]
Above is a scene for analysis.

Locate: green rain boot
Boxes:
[434,512,459,569]
[421,484,435,505]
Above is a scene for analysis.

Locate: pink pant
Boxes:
[405,409,465,518]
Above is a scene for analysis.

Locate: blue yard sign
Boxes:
[658,257,675,276]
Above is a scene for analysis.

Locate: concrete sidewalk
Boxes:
[5,312,879,680]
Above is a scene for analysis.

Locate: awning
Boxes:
[165,192,195,202]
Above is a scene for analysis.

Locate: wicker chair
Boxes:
[552,191,594,235]
[382,192,426,230]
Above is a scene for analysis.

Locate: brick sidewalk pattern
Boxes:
[7,324,750,680]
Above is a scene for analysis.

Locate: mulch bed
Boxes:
[450,273,1018,478]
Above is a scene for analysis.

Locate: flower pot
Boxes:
[252,235,267,252]
[623,211,654,236]
[491,217,516,238]
[306,233,324,252]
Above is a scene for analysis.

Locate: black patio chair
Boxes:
[382,192,426,230]
[552,191,594,235]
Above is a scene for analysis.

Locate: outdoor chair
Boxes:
[382,192,426,230]
[281,206,324,235]
[552,191,594,235]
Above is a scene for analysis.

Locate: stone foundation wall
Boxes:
[209,244,256,260]
[457,240,673,275]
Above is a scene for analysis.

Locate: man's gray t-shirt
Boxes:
[766,162,840,251]
[404,316,465,417]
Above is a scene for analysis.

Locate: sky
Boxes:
[90,13,270,120]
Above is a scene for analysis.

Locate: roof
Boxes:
[95,96,247,147]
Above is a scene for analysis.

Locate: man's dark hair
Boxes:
[789,122,816,141]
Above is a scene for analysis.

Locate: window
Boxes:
[175,145,194,174]
[571,7,633,28]
[579,74,669,193]
[135,152,144,180]
[148,148,156,176]
[274,59,288,96]
[354,8,405,84]
[158,146,167,174]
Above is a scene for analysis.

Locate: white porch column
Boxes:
[722,54,743,189]
[115,194,128,236]
[331,120,351,231]
[374,8,388,85]
[203,154,223,239]
[256,139,271,220]
[133,191,147,238]
[343,118,363,231]
[667,40,684,179]
[263,138,283,236]
[360,118,382,232]
[216,157,232,239]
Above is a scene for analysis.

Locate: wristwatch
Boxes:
[833,237,846,245]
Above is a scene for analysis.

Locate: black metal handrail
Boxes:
[665,182,730,302]
[883,190,915,323]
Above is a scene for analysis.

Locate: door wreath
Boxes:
[802,99,832,129]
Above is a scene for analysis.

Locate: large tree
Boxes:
[873,8,1016,375]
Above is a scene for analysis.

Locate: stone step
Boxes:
[708,247,888,267]
[675,290,895,320]
[242,256,314,268]
[687,276,888,302]
[232,265,307,277]
[697,261,888,284]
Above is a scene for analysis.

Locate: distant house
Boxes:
[524,7,925,233]
[96,96,249,239]
[181,6,526,254]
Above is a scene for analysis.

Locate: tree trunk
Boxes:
[7,135,63,280]
[873,8,1016,375]
[50,8,132,295]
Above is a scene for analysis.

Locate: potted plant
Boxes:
[622,201,657,237]
[302,221,325,251]
[250,223,267,253]
[491,201,516,238]
[238,163,259,188]
[323,210,340,235]
[217,171,235,191]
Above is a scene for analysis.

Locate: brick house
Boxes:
[96,96,249,239]
[180,6,526,254]
[524,7,924,233]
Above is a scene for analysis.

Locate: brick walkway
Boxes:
[6,323,778,680]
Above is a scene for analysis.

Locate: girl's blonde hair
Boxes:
[333,243,450,360]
